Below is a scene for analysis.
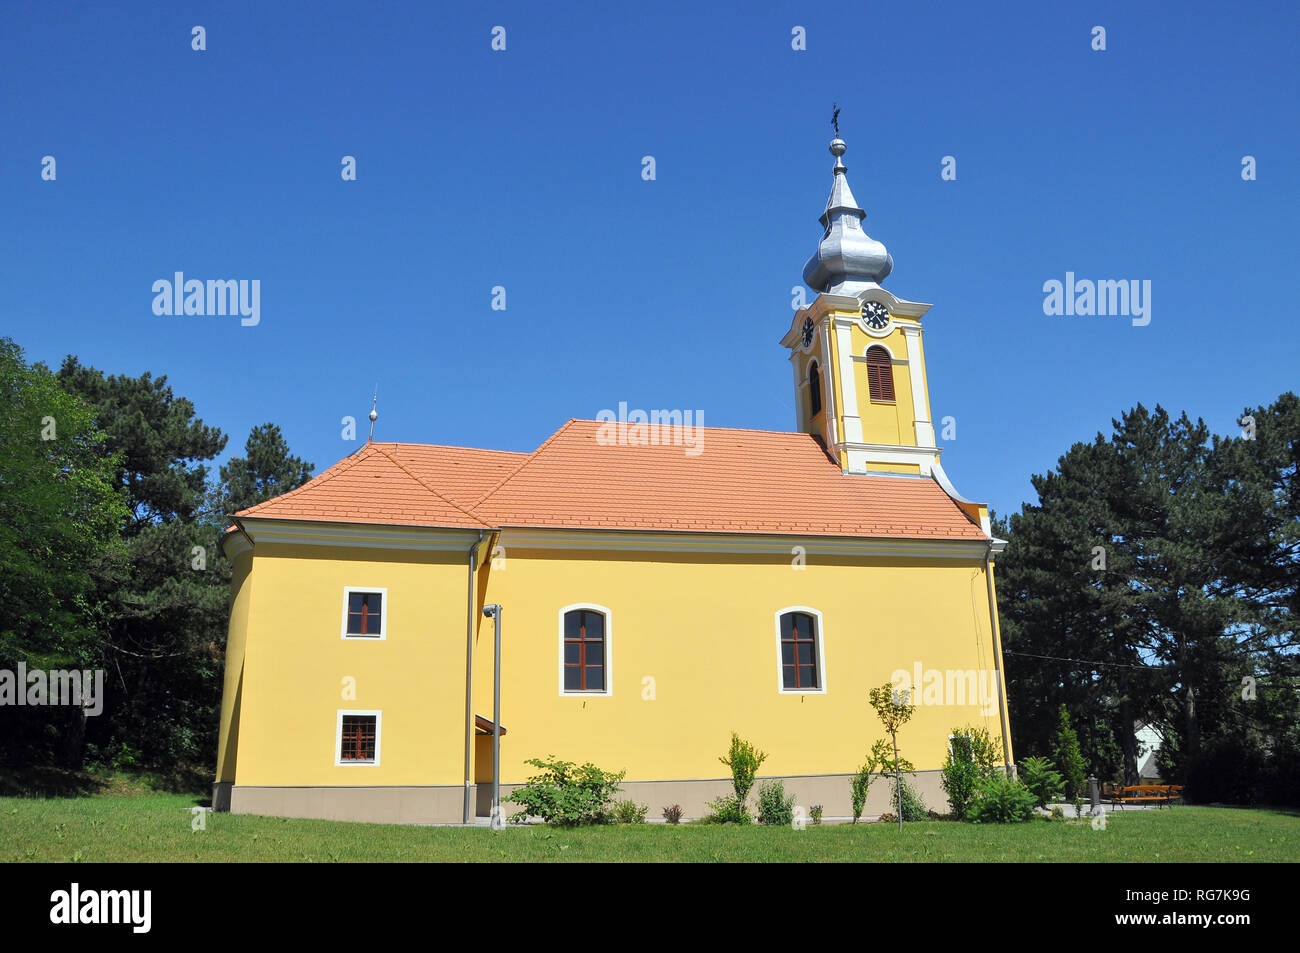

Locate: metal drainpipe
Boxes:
[482,604,503,828]
[462,532,484,824]
[984,542,1013,773]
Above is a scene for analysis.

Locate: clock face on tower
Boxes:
[862,301,890,330]
[801,317,815,347]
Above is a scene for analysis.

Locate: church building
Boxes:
[214,133,1013,824]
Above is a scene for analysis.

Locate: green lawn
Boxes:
[1,793,1296,861]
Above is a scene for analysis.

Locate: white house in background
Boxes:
[1135,721,1164,782]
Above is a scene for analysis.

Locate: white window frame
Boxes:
[340,586,388,640]
[774,606,828,695]
[558,603,613,697]
[335,709,382,766]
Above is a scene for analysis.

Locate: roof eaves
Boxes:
[235,443,377,518]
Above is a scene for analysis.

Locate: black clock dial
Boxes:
[862,301,890,329]
[801,317,815,347]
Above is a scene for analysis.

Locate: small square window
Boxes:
[337,712,380,765]
[341,588,386,639]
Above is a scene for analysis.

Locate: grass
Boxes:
[0,793,1296,861]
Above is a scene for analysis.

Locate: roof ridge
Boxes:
[371,441,529,456]
[376,445,494,529]
[236,443,377,517]
[469,418,578,509]
[565,418,824,439]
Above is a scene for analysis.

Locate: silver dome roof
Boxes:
[801,137,893,295]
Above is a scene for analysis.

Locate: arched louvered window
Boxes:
[866,346,895,402]
[808,362,823,416]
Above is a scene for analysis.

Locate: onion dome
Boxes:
[801,137,893,295]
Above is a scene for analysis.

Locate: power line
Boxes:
[1003,649,1156,671]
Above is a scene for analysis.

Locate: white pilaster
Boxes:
[790,352,806,431]
[820,320,838,449]
[834,318,863,443]
[902,325,935,447]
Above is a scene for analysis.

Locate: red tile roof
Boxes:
[235,421,986,541]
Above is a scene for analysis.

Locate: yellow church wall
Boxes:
[215,549,253,785]
[985,558,1015,766]
[473,545,1009,785]
[863,462,922,475]
[231,542,473,787]
[850,324,918,447]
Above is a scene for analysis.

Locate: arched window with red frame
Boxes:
[779,610,821,690]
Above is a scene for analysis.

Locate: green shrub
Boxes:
[756,779,795,826]
[707,732,766,823]
[504,756,625,826]
[810,804,823,825]
[1019,755,1065,809]
[940,726,1002,819]
[612,799,648,824]
[661,804,684,825]
[704,793,751,824]
[1050,805,1065,819]
[890,775,928,821]
[850,761,873,823]
[967,773,1037,824]
[718,732,767,807]
[1053,705,1087,800]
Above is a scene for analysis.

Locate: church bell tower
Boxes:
[782,131,941,480]
[780,126,991,534]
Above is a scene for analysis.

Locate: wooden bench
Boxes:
[1102,783,1183,808]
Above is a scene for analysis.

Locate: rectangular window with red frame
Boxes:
[339,714,377,763]
[345,591,383,637]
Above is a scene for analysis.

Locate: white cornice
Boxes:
[219,519,989,559]
[222,518,484,554]
[497,527,990,559]
[783,289,932,349]
[840,441,942,458]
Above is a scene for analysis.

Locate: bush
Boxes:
[707,731,766,823]
[662,804,684,825]
[1053,705,1087,801]
[878,812,897,824]
[850,761,873,823]
[967,773,1037,824]
[718,732,767,807]
[704,793,751,824]
[756,779,795,826]
[890,776,928,821]
[611,800,648,824]
[1019,755,1065,809]
[1050,805,1064,819]
[504,756,625,826]
[940,727,1001,819]
[810,804,823,825]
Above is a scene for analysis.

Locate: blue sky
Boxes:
[3,0,1297,518]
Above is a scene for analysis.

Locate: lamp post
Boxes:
[482,604,503,829]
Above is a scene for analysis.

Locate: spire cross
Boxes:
[831,103,840,138]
